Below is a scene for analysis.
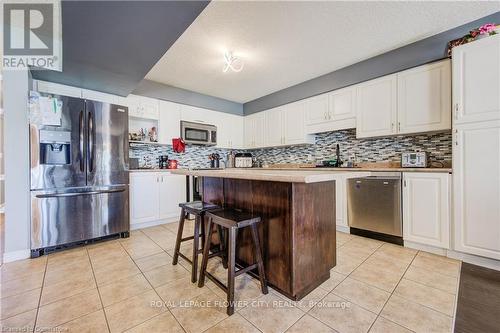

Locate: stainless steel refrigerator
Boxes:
[30,94,129,257]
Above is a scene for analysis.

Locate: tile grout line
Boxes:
[87,246,113,333]
[34,251,102,332]
[385,251,460,318]
[366,249,419,333]
[117,236,189,333]
[32,256,48,331]
[297,235,375,331]
[310,235,422,332]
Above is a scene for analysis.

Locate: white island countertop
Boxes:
[169,168,369,183]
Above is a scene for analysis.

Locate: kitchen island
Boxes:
[171,168,337,300]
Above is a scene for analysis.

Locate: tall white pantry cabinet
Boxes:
[452,34,500,260]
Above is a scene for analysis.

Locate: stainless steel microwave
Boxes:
[180,121,217,146]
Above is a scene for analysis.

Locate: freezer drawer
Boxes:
[347,176,402,237]
[31,186,129,249]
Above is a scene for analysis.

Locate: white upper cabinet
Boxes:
[453,120,500,260]
[141,96,160,120]
[158,100,181,144]
[265,107,284,146]
[283,101,313,145]
[452,35,500,124]
[255,102,313,149]
[403,172,450,249]
[244,112,266,148]
[216,112,244,149]
[36,80,81,98]
[305,93,330,126]
[127,95,160,120]
[397,60,451,134]
[356,74,398,138]
[180,105,213,124]
[329,86,356,121]
[305,87,356,134]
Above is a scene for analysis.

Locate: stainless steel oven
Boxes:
[181,121,217,146]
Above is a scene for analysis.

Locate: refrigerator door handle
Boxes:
[35,188,126,198]
[88,111,94,172]
[79,110,85,172]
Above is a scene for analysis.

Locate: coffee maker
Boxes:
[159,155,169,169]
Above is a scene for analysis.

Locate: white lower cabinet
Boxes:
[130,172,186,227]
[403,172,450,249]
[130,172,160,225]
[159,173,187,220]
[334,175,348,231]
[453,121,500,260]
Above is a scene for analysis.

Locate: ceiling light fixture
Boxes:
[223,51,244,73]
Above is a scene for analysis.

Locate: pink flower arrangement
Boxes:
[479,23,496,35]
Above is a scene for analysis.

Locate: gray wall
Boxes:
[32,1,210,97]
[3,69,31,261]
[244,12,500,114]
[133,80,244,115]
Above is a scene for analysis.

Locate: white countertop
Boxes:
[168,168,367,183]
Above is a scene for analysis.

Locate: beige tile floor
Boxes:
[0,221,461,333]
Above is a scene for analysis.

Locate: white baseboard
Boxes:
[403,241,448,256]
[130,217,178,231]
[447,250,500,271]
[3,249,30,263]
[404,240,500,271]
[336,225,350,233]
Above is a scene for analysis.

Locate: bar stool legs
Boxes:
[227,226,237,315]
[172,208,186,266]
[198,211,268,316]
[251,224,268,294]
[198,217,213,288]
[172,208,206,283]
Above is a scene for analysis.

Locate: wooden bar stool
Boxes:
[172,201,220,283]
[198,208,268,315]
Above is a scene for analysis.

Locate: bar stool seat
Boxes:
[180,201,220,215]
[172,201,220,283]
[198,208,268,315]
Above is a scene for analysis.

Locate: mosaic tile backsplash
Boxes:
[129,129,452,169]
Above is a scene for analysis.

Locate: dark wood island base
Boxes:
[202,177,336,300]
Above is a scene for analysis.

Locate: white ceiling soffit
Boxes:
[146,1,500,103]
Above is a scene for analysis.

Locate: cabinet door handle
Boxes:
[398,122,401,132]
[324,112,327,120]
[391,123,395,131]
[454,104,459,120]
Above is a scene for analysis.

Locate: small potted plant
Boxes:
[477,23,498,39]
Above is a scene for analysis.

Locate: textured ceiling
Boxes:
[146,1,499,103]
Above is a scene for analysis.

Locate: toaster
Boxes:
[234,153,253,168]
[401,152,428,168]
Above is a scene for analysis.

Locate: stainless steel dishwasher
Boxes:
[347,172,403,244]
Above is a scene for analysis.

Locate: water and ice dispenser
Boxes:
[39,130,71,165]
